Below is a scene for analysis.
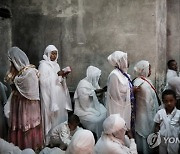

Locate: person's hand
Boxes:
[57,70,64,76]
[126,129,133,139]
[103,86,107,92]
[133,86,141,94]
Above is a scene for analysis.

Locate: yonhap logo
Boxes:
[147,132,161,148]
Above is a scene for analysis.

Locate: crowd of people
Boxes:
[0,46,179,154]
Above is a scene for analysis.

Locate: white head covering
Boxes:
[66,129,95,154]
[107,51,128,72]
[43,45,58,62]
[86,66,101,89]
[7,46,40,100]
[103,114,127,144]
[134,60,150,77]
[8,47,30,71]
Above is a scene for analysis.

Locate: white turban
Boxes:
[134,60,150,77]
[107,51,128,72]
[43,45,58,62]
[86,66,101,89]
[103,114,127,144]
[103,114,126,134]
[66,129,95,154]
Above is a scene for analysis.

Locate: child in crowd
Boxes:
[154,89,180,154]
[50,114,82,150]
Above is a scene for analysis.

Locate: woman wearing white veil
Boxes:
[133,60,159,154]
[38,45,72,145]
[74,66,107,139]
[106,51,133,130]
[4,47,43,150]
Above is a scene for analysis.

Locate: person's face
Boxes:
[169,61,178,71]
[163,94,176,111]
[68,123,78,131]
[147,64,151,77]
[50,50,57,61]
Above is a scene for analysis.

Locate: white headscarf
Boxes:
[8,47,30,71]
[65,129,95,154]
[43,45,58,62]
[86,66,101,89]
[103,114,127,145]
[107,51,128,72]
[8,47,40,100]
[134,60,150,77]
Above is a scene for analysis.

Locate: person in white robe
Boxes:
[0,138,35,154]
[154,89,180,154]
[167,77,180,109]
[133,60,159,154]
[94,114,137,154]
[38,45,72,145]
[65,129,95,154]
[74,66,107,138]
[50,114,82,150]
[165,59,178,90]
[106,51,131,129]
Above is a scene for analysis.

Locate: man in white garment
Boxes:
[133,60,159,154]
[165,59,178,89]
[74,66,107,139]
[50,114,82,150]
[167,77,180,109]
[94,114,137,154]
[106,51,131,129]
[38,45,72,145]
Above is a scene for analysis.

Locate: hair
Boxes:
[167,59,176,68]
[162,89,176,100]
[68,114,80,125]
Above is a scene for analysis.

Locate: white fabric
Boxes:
[107,51,128,72]
[86,66,101,89]
[94,114,137,154]
[133,60,149,77]
[4,92,13,118]
[165,69,178,90]
[133,60,159,154]
[0,139,35,154]
[50,121,82,149]
[21,149,35,154]
[106,51,131,129]
[39,45,72,144]
[74,66,107,138]
[39,147,65,154]
[133,60,159,138]
[65,129,95,154]
[154,108,180,154]
[8,47,40,100]
[168,77,180,99]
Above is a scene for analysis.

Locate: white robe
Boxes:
[154,108,180,154]
[39,60,72,144]
[133,77,159,137]
[165,69,178,90]
[106,69,131,129]
[74,78,107,138]
[94,134,137,154]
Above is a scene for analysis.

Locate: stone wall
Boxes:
[0,0,179,93]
